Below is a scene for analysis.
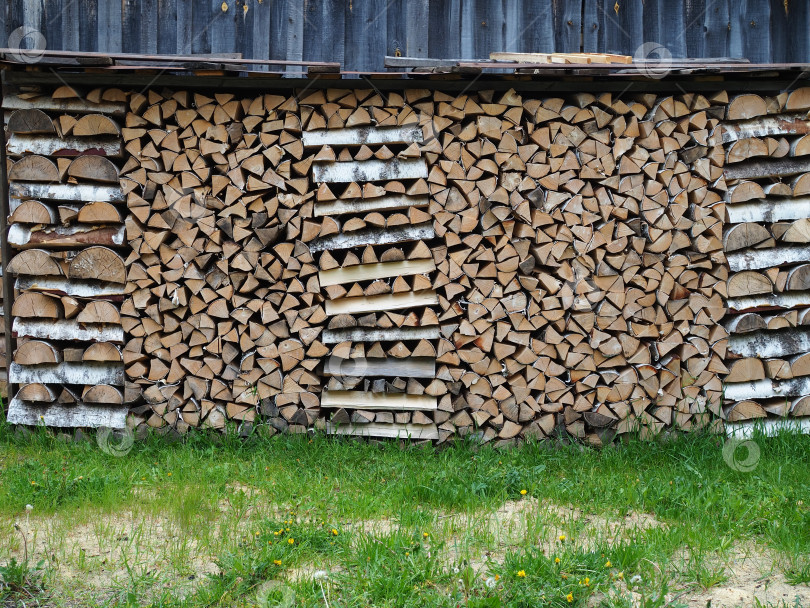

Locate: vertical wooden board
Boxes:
[78,0,98,52]
[234,0,250,60]
[582,0,599,52]
[285,0,304,75]
[21,0,42,51]
[658,0,686,58]
[730,0,771,63]
[555,0,582,53]
[249,0,270,63]
[266,0,287,63]
[157,0,178,54]
[97,0,122,53]
[190,0,212,54]
[61,0,79,53]
[769,0,788,63]
[344,0,387,72]
[502,0,525,53]
[786,0,810,62]
[601,0,643,55]
[121,0,140,53]
[404,0,429,57]
[386,0,406,60]
[471,0,504,59]
[210,0,235,55]
[428,0,462,59]
[703,0,730,57]
[683,0,705,57]
[304,0,345,66]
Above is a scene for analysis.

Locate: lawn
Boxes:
[0,420,808,607]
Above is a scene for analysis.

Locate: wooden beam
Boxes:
[309,222,434,252]
[318,259,435,287]
[302,125,423,147]
[8,224,125,248]
[727,245,810,272]
[15,276,126,297]
[10,361,124,385]
[715,115,810,144]
[321,390,437,410]
[724,158,810,180]
[7,134,122,157]
[326,421,439,440]
[728,329,810,359]
[724,376,810,401]
[322,326,441,344]
[312,158,427,183]
[9,182,124,203]
[323,356,435,378]
[727,292,810,312]
[13,318,124,342]
[325,290,437,316]
[6,398,127,428]
[2,94,127,116]
[314,195,428,217]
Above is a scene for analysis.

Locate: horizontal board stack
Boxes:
[3,87,128,428]
[302,120,441,441]
[719,88,810,424]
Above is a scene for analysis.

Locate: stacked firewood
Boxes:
[718,88,810,425]
[3,86,128,428]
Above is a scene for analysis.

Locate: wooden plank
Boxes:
[321,390,437,410]
[728,292,810,312]
[602,0,643,55]
[79,0,99,51]
[6,398,127,429]
[322,326,440,344]
[325,291,437,316]
[7,134,122,158]
[309,222,434,252]
[724,158,810,180]
[326,421,438,440]
[315,195,428,217]
[704,0,731,57]
[9,182,124,203]
[15,276,126,298]
[303,0,344,67]
[716,116,810,144]
[319,259,435,287]
[728,329,810,359]
[727,246,810,272]
[98,0,123,53]
[323,356,435,378]
[726,197,810,223]
[312,158,427,183]
[724,376,810,401]
[2,94,126,116]
[10,362,124,385]
[302,125,423,148]
[427,0,461,60]
[726,418,810,440]
[13,318,124,343]
[730,0,771,63]
[8,224,125,248]
[344,0,387,72]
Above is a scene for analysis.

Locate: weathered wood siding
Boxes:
[2,0,809,72]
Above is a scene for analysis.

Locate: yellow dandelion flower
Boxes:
[273,559,282,566]
[332,528,338,536]
[617,571,624,580]
[517,570,526,578]
[423,532,429,538]
[288,538,294,545]
[566,593,574,603]
[405,552,410,556]
[559,534,566,542]
[495,574,500,581]
[585,577,590,586]
[555,557,560,564]
[520,489,527,496]
[167,472,172,476]
[605,560,612,568]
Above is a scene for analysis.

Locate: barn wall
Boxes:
[2,0,810,71]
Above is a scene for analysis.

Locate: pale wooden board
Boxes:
[326,421,439,440]
[10,362,124,386]
[7,134,122,157]
[2,94,126,116]
[727,246,810,272]
[10,182,124,203]
[323,356,435,378]
[15,276,126,297]
[6,398,127,428]
[726,418,810,439]
[727,292,810,312]
[312,158,427,183]
[318,259,435,287]
[724,158,810,180]
[315,195,428,217]
[724,376,810,401]
[715,115,810,144]
[309,222,434,252]
[322,326,441,344]
[321,390,437,410]
[325,290,437,316]
[302,125,423,148]
[726,197,810,224]
[728,329,810,359]
[8,224,125,248]
[13,318,124,342]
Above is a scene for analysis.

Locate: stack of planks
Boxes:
[4,86,128,428]
[718,88,810,425]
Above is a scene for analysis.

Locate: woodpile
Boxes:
[4,86,128,428]
[719,87,810,425]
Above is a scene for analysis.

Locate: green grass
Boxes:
[0,419,809,606]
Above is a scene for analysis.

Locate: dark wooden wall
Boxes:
[3,0,809,71]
